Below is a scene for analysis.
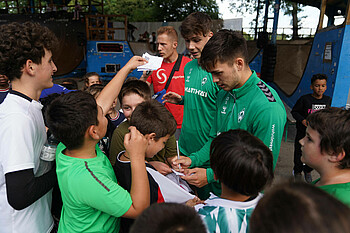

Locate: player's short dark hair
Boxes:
[180,12,212,39]
[130,203,207,233]
[0,22,58,81]
[200,29,249,72]
[311,73,328,84]
[45,91,99,150]
[250,182,350,233]
[61,79,78,90]
[210,129,273,196]
[86,84,105,98]
[118,79,151,104]
[307,107,350,169]
[130,100,176,139]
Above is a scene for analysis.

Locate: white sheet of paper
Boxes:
[147,167,194,203]
[171,169,185,176]
[137,52,163,71]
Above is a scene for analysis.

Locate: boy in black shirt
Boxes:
[291,74,331,182]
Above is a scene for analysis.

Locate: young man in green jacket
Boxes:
[172,30,286,197]
[162,12,220,199]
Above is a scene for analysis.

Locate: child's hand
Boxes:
[185,197,205,207]
[124,56,148,72]
[148,161,172,175]
[140,70,152,81]
[171,156,191,172]
[124,126,147,160]
[162,91,182,104]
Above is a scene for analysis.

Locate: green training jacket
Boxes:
[188,71,287,186]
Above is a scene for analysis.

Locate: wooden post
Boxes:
[318,0,327,31]
[346,0,350,25]
[104,16,108,40]
[85,15,90,41]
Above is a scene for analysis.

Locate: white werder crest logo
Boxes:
[221,106,227,114]
[201,76,208,86]
[238,108,245,123]
[156,69,167,84]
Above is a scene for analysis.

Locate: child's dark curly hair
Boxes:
[0,21,58,81]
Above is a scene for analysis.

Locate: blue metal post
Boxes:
[271,0,280,44]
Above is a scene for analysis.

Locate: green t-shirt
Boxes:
[109,121,177,166]
[314,178,350,207]
[179,59,220,156]
[56,143,132,233]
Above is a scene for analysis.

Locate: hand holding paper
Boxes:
[137,52,163,71]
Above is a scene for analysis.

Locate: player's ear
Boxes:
[87,125,100,140]
[173,41,178,49]
[24,59,35,76]
[329,149,345,163]
[145,133,156,144]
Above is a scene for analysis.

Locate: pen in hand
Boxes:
[176,141,181,170]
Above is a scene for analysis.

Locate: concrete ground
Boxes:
[273,122,320,186]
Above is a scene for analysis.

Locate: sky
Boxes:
[216,0,321,37]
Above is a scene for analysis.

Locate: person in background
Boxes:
[291,73,331,183]
[83,72,102,90]
[144,26,191,140]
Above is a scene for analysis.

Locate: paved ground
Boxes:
[273,123,319,186]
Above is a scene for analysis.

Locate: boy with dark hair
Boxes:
[250,182,350,233]
[114,100,195,232]
[195,129,274,233]
[130,203,207,233]
[45,56,151,232]
[0,21,59,233]
[110,80,177,175]
[299,107,350,206]
[172,29,286,198]
[292,73,331,182]
[163,12,220,199]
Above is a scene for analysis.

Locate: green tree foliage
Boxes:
[104,0,219,22]
[228,0,305,39]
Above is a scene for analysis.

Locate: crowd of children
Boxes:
[0,12,350,233]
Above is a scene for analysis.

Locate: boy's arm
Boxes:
[96,56,147,115]
[5,166,56,210]
[291,97,305,123]
[122,127,150,218]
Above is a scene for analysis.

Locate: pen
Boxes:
[176,141,181,170]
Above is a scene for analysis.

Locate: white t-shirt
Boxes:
[0,93,53,233]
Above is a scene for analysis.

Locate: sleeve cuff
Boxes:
[178,95,184,105]
[188,155,197,168]
[206,168,215,183]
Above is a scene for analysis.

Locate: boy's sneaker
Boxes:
[304,172,312,183]
[293,172,303,182]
